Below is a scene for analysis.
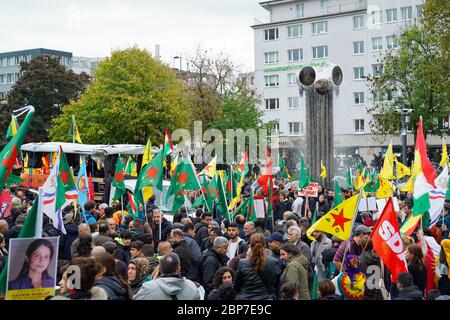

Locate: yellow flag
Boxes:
[142,138,153,168]
[170,154,179,176]
[306,194,360,241]
[23,153,29,168]
[320,161,327,179]
[376,178,394,198]
[228,173,245,211]
[200,156,217,178]
[395,161,411,179]
[440,140,448,168]
[401,177,414,192]
[379,142,396,180]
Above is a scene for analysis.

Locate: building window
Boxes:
[321,0,329,12]
[312,46,328,59]
[370,10,383,24]
[287,73,296,86]
[353,15,364,29]
[15,73,20,82]
[287,25,303,38]
[6,57,14,66]
[416,5,423,18]
[372,37,383,51]
[354,92,364,104]
[288,97,300,109]
[272,122,280,133]
[264,28,279,41]
[265,98,279,110]
[7,74,14,83]
[289,122,303,135]
[386,9,397,22]
[372,91,381,102]
[264,75,279,87]
[354,119,365,133]
[386,36,397,49]
[353,67,365,80]
[296,4,304,18]
[353,41,364,54]
[372,64,382,76]
[0,75,5,84]
[401,6,412,20]
[264,52,279,64]
[288,49,303,62]
[312,21,328,35]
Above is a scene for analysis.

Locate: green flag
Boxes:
[55,148,78,229]
[233,197,249,220]
[346,167,354,190]
[246,192,257,222]
[334,180,344,207]
[216,174,230,221]
[5,115,19,139]
[166,156,200,202]
[192,194,204,208]
[312,273,319,300]
[171,191,186,213]
[0,196,39,294]
[0,106,34,194]
[138,150,165,191]
[299,157,309,189]
[279,154,289,179]
[364,169,380,193]
[112,155,126,201]
[446,176,450,200]
[205,176,218,214]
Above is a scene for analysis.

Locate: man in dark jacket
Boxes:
[59,214,79,260]
[3,214,26,248]
[151,209,172,253]
[201,236,229,297]
[171,228,198,281]
[394,272,423,300]
[194,211,212,246]
[129,219,152,244]
[114,230,132,265]
[274,191,292,221]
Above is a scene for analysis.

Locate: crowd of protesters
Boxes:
[0,169,450,301]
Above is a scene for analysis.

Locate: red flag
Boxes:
[257,149,273,195]
[0,190,12,219]
[88,173,95,201]
[127,191,137,214]
[371,197,408,282]
[416,117,437,187]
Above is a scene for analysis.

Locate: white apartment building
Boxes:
[252,0,449,165]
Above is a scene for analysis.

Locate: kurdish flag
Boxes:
[412,117,437,216]
[166,156,200,203]
[379,141,396,180]
[5,115,19,139]
[306,194,360,241]
[69,115,83,144]
[200,156,217,178]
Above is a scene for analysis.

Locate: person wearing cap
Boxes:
[310,230,332,281]
[333,224,371,271]
[267,232,284,267]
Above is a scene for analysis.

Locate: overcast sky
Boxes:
[0,0,267,72]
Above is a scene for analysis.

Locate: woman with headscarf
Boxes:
[436,239,450,295]
[334,254,366,300]
[127,257,151,295]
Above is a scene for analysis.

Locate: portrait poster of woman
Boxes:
[6,237,59,300]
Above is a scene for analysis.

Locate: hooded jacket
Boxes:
[94,275,129,300]
[134,274,200,300]
[152,218,173,252]
[394,285,424,300]
[201,248,229,295]
[282,254,311,300]
[59,223,79,260]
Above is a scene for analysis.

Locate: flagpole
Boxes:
[36,188,44,238]
[339,188,363,273]
[395,160,400,198]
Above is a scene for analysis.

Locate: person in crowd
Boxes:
[157,241,173,258]
[280,281,299,300]
[394,272,423,300]
[201,237,229,297]
[134,253,200,300]
[255,218,270,237]
[226,222,248,260]
[194,211,212,246]
[208,267,235,300]
[130,240,145,259]
[3,214,26,248]
[170,228,198,281]
[436,239,450,295]
[106,218,120,238]
[8,239,55,290]
[114,230,132,264]
[280,243,310,300]
[129,218,152,244]
[234,233,280,300]
[52,257,108,300]
[93,223,112,246]
[243,222,256,243]
[0,220,9,237]
[318,279,342,300]
[60,213,80,260]
[406,244,427,295]
[70,223,92,259]
[287,226,312,264]
[201,222,220,252]
[310,230,332,281]
[316,194,330,218]
[426,289,442,300]
[83,201,99,224]
[274,190,292,221]
[101,241,128,281]
[152,209,172,253]
[333,224,371,271]
[291,191,304,217]
[127,257,151,295]
[334,254,367,300]
[94,252,132,300]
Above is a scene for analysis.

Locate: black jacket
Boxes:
[152,218,172,253]
[394,286,423,300]
[201,248,229,296]
[172,240,198,281]
[115,242,131,265]
[274,199,292,221]
[194,222,209,246]
[59,223,79,260]
[131,230,152,245]
[408,261,427,294]
[3,225,22,248]
[95,276,129,300]
[234,256,280,300]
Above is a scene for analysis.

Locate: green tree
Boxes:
[0,55,90,142]
[49,47,191,145]
[366,25,450,138]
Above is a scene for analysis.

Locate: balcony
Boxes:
[253,0,367,26]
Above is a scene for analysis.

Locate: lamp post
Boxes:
[397,108,413,164]
[173,55,182,71]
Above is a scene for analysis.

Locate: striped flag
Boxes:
[429,166,448,226]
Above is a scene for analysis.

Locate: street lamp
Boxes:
[173,55,182,71]
[396,108,413,164]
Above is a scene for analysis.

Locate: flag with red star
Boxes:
[246,191,257,223]
[306,194,360,241]
[166,156,200,204]
[0,106,34,194]
[112,155,126,201]
[216,174,229,221]
[139,150,164,191]
[205,176,219,213]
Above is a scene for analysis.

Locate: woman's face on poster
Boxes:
[27,245,51,274]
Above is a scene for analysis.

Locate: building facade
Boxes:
[71,56,103,76]
[252,0,449,168]
[0,48,72,98]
